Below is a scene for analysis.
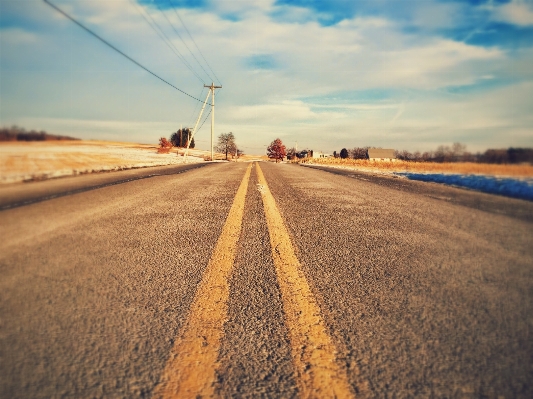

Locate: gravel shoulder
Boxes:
[303,163,533,223]
[0,162,212,211]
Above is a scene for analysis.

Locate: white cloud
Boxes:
[1,0,531,153]
[211,0,275,18]
[491,1,533,26]
[225,101,345,123]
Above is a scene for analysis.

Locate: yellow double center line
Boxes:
[256,163,353,399]
[154,163,252,398]
[155,162,353,398]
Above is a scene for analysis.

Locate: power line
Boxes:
[197,107,212,132]
[168,0,222,85]
[155,2,215,84]
[129,0,205,84]
[188,86,206,127]
[43,0,211,105]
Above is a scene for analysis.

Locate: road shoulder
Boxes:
[301,163,533,223]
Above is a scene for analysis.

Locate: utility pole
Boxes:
[184,90,210,161]
[205,82,222,161]
[184,83,221,162]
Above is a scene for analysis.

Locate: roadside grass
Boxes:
[300,157,533,177]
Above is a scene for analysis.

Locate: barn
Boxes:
[368,148,396,161]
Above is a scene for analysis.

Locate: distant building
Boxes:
[296,149,332,159]
[297,150,312,158]
[312,151,332,158]
[368,148,396,161]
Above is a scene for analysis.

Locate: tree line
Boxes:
[333,143,533,164]
[160,129,244,160]
[0,126,79,141]
[395,143,533,164]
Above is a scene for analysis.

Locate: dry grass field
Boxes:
[0,140,267,184]
[0,140,212,184]
[301,157,533,177]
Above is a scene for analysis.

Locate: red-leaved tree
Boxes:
[267,138,286,163]
[158,137,173,153]
[159,137,172,148]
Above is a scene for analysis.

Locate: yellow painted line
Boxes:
[154,163,252,399]
[255,162,354,399]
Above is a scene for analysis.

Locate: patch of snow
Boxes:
[0,143,205,184]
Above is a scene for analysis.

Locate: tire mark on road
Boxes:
[256,163,355,399]
[153,163,252,399]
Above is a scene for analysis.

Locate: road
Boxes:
[1,162,532,398]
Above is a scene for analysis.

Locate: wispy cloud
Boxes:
[0,0,532,154]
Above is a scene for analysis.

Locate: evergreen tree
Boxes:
[340,148,349,159]
[170,128,193,147]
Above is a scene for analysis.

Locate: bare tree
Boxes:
[451,142,466,161]
[434,145,452,162]
[350,147,369,159]
[286,147,297,160]
[216,132,237,160]
[395,150,412,161]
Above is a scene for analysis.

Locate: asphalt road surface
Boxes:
[1,162,532,398]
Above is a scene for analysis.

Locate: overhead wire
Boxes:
[187,86,206,127]
[129,0,209,130]
[197,107,212,132]
[155,2,215,84]
[42,0,211,105]
[129,0,205,84]
[45,0,220,138]
[168,0,222,85]
[182,106,210,152]
[137,0,222,128]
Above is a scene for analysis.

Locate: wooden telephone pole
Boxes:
[205,82,222,161]
[185,83,222,161]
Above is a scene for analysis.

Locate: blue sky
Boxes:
[1,0,532,154]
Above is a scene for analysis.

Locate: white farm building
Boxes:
[368,148,396,161]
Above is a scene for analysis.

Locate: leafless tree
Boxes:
[216,132,237,160]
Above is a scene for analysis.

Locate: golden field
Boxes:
[0,140,209,184]
[300,157,533,177]
[0,140,268,184]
